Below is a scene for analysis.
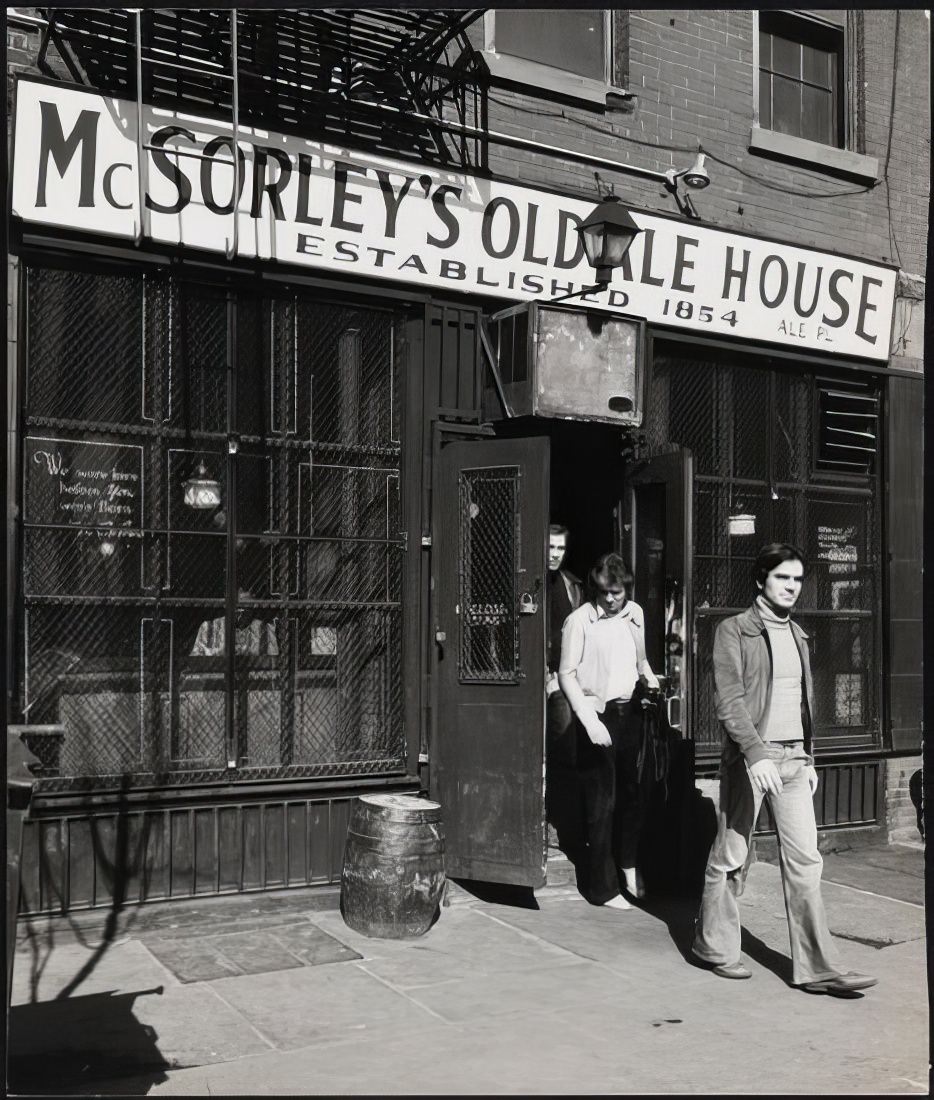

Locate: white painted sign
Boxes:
[12,78,897,360]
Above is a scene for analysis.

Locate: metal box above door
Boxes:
[482,303,645,426]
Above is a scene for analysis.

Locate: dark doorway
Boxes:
[494,416,627,577]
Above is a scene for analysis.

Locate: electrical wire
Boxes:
[879,10,903,268]
[488,67,882,202]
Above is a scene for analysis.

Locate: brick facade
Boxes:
[470,9,928,370]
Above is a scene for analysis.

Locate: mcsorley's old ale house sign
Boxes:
[12,79,896,361]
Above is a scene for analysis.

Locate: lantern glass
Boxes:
[183,462,222,510]
[576,197,641,281]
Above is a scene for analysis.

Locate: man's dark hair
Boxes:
[549,523,569,538]
[588,552,634,593]
[754,543,807,587]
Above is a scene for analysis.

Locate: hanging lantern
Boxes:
[576,195,642,285]
[183,461,222,509]
[728,513,756,537]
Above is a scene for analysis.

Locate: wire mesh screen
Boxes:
[458,466,520,682]
[646,348,882,755]
[19,262,407,791]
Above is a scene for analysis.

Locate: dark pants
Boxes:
[576,698,650,904]
[545,692,587,864]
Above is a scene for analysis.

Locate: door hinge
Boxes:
[400,530,408,551]
[418,752,429,765]
[421,535,432,548]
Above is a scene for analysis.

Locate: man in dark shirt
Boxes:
[545,524,583,865]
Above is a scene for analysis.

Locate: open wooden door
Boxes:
[431,434,549,887]
[624,447,693,739]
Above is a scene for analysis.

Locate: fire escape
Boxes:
[34,8,490,196]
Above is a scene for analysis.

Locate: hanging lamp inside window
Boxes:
[183,460,222,509]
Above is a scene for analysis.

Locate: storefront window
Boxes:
[646,346,882,755]
[19,262,407,789]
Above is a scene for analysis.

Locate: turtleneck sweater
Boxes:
[756,596,804,742]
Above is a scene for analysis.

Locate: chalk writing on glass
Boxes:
[26,437,143,531]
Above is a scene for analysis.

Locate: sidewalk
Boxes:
[8,843,928,1096]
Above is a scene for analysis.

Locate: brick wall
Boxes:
[473,9,928,368]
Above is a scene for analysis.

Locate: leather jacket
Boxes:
[713,602,815,770]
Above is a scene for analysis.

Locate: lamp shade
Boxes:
[576,195,642,283]
[183,460,222,509]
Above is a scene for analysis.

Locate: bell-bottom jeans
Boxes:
[576,698,650,905]
[692,741,843,985]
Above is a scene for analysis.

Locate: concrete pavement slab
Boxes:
[10,935,180,1005]
[127,928,927,1098]
[207,958,454,1051]
[8,846,926,1096]
[145,923,359,982]
[308,905,582,991]
[820,844,925,905]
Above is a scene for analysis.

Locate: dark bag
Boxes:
[635,686,679,799]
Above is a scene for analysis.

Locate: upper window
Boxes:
[758,11,844,148]
[482,10,624,105]
[492,9,607,81]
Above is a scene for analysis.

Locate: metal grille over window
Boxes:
[645,348,881,756]
[18,263,406,791]
[458,466,520,682]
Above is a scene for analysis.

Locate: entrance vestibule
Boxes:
[492,416,629,583]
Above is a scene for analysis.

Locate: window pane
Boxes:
[802,84,835,146]
[759,30,772,69]
[802,42,832,88]
[771,74,802,137]
[759,70,771,128]
[771,33,801,78]
[495,9,605,80]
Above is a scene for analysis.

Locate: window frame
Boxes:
[750,10,879,184]
[755,9,846,149]
[481,9,629,107]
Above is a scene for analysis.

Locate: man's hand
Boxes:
[581,712,612,748]
[747,758,783,796]
[804,765,819,796]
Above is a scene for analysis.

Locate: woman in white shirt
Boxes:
[559,552,659,910]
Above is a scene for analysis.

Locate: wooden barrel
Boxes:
[340,794,445,939]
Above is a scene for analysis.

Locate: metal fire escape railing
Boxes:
[131,9,241,257]
[26,8,491,223]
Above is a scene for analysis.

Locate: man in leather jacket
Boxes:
[691,543,877,996]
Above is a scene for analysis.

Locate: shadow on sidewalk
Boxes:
[637,892,793,984]
[8,987,169,1096]
[450,880,540,909]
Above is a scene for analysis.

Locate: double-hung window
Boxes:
[758,11,844,147]
[751,10,877,183]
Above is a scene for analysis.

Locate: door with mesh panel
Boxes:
[432,434,549,886]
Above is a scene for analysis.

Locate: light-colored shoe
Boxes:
[602,893,632,910]
[802,972,877,996]
[620,866,645,898]
[712,961,752,980]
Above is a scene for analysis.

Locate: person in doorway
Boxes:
[545,524,584,863]
[558,552,659,909]
[546,523,582,692]
[691,543,877,995]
